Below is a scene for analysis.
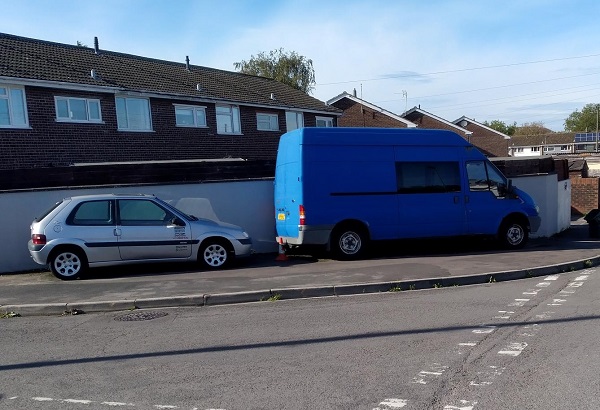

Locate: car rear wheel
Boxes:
[49,247,88,280]
[199,239,232,269]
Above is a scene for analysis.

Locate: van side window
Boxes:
[467,161,507,197]
[396,162,461,194]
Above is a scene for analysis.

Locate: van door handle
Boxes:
[114,228,121,237]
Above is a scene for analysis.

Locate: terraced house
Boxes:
[0,33,341,171]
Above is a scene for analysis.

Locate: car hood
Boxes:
[190,218,244,232]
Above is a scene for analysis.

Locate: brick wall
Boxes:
[571,177,600,215]
[0,85,336,170]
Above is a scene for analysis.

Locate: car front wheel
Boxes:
[199,239,232,269]
[49,247,88,280]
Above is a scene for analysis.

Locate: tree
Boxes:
[234,48,316,94]
[564,103,600,132]
[513,121,550,136]
[483,120,517,136]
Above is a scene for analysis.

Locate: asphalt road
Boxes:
[2,267,600,409]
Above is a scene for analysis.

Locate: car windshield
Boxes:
[154,197,199,221]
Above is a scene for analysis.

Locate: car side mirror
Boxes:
[170,217,186,226]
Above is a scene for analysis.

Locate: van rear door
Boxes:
[275,157,302,240]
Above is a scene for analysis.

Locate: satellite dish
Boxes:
[459,120,468,127]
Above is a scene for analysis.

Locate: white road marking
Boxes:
[544,275,559,280]
[155,405,178,409]
[373,398,408,409]
[559,289,576,295]
[522,289,540,295]
[575,275,589,281]
[459,342,478,346]
[101,402,135,407]
[548,299,567,306]
[508,299,529,306]
[472,326,496,334]
[32,397,54,401]
[64,399,94,404]
[498,342,528,356]
[567,282,584,288]
[411,364,448,384]
[534,312,554,320]
[444,400,477,409]
[536,282,551,287]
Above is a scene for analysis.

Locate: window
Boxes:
[55,96,101,123]
[561,145,569,150]
[0,84,28,127]
[216,104,241,134]
[531,147,540,152]
[396,162,461,194]
[118,199,172,226]
[515,148,524,153]
[257,113,279,131]
[116,96,152,131]
[175,105,207,127]
[315,116,334,127]
[466,160,507,197]
[67,200,114,226]
[286,111,304,131]
[545,146,555,152]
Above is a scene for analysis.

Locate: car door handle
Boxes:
[114,228,122,237]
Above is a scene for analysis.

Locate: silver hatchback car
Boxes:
[28,194,253,280]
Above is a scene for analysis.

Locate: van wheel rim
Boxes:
[506,225,524,245]
[339,232,361,254]
[203,244,227,267]
[54,252,82,277]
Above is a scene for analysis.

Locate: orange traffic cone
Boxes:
[275,244,289,261]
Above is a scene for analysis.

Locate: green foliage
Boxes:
[389,285,403,292]
[565,104,600,132]
[262,293,282,302]
[513,121,549,136]
[234,48,316,94]
[584,259,593,268]
[483,120,517,136]
[1,311,20,318]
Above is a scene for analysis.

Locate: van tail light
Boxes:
[32,234,47,245]
[299,205,306,226]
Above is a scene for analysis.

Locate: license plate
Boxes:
[278,213,286,221]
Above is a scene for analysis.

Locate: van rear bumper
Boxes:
[276,225,333,246]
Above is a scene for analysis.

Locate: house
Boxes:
[508,133,575,157]
[452,116,510,157]
[0,33,342,171]
[327,91,416,128]
[401,106,473,141]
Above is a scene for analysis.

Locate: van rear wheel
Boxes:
[331,226,368,260]
[499,220,528,249]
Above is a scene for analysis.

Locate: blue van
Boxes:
[274,127,541,259]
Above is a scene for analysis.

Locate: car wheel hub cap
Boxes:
[55,253,80,276]
[340,232,361,254]
[204,245,226,266]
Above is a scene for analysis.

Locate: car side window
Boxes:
[118,199,172,226]
[68,200,114,226]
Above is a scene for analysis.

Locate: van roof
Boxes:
[289,127,472,147]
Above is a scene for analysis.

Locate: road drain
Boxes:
[115,311,168,321]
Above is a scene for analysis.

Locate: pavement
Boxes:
[2,218,600,317]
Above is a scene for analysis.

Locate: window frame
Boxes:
[115,96,153,132]
[216,104,241,135]
[396,161,462,194]
[285,111,304,131]
[174,104,207,128]
[55,96,102,123]
[0,84,29,128]
[315,116,334,127]
[256,112,279,131]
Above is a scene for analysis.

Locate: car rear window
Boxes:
[34,200,64,222]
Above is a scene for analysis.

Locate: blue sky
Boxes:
[4,0,600,131]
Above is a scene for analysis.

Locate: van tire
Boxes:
[499,219,528,249]
[331,226,368,260]
[49,247,88,280]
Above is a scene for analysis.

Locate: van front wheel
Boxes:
[499,220,528,249]
[331,227,368,260]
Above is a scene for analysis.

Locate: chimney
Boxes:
[270,93,276,100]
[186,56,190,71]
[94,37,99,54]
[353,88,357,97]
